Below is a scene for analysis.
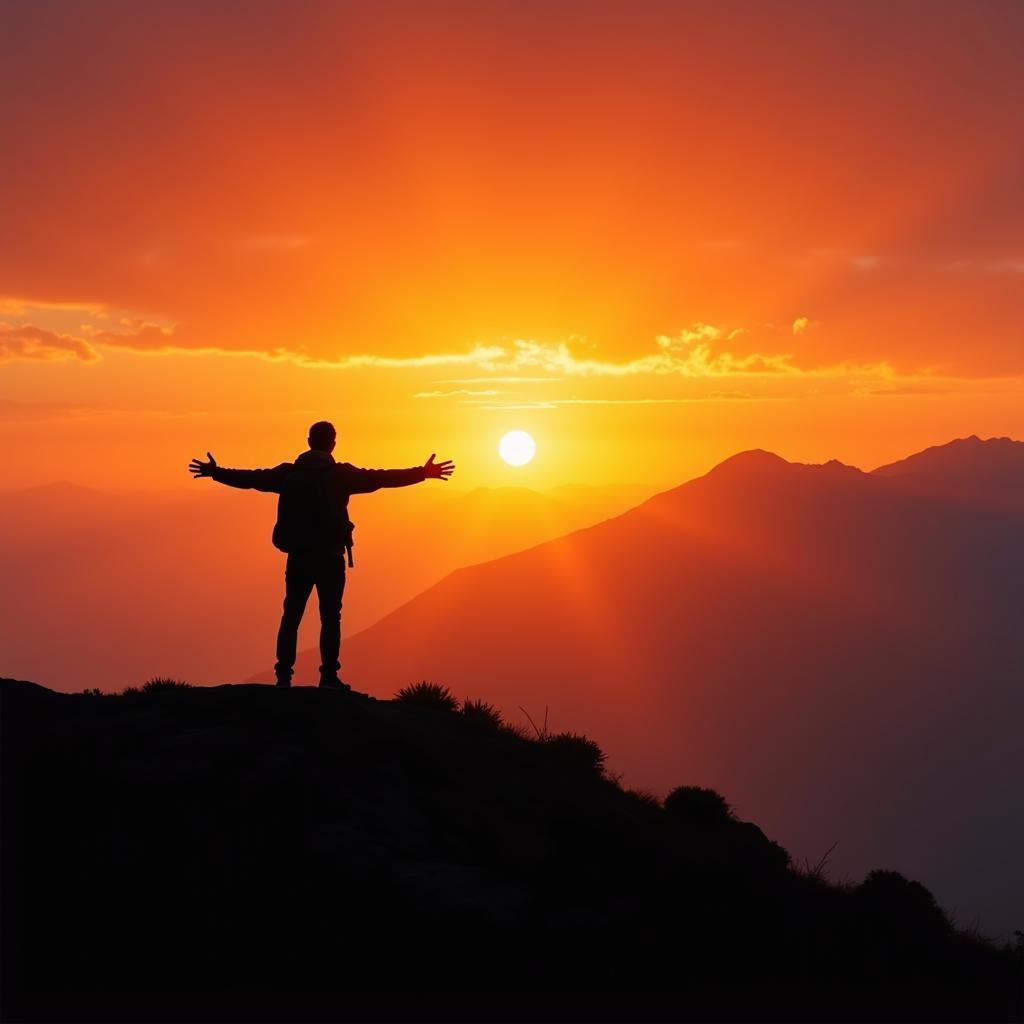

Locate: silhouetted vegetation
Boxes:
[518,704,549,739]
[856,868,952,935]
[460,697,503,729]
[112,676,193,697]
[625,787,664,812]
[542,730,606,777]
[395,679,459,711]
[1,676,1019,1023]
[664,784,735,826]
[794,841,839,884]
[141,676,193,693]
[498,719,534,742]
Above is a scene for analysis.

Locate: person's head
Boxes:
[308,420,337,453]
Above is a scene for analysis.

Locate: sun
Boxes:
[498,430,536,467]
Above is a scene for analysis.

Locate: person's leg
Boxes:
[314,552,346,686]
[274,552,315,686]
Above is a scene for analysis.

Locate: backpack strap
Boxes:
[344,519,355,568]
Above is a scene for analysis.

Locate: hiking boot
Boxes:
[318,676,351,692]
[275,677,292,688]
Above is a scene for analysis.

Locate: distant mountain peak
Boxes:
[939,434,1008,450]
[819,458,862,475]
[706,449,791,476]
[872,435,1024,494]
[705,449,861,481]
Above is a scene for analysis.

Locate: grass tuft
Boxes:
[395,681,460,712]
[461,698,503,729]
[542,731,606,777]
[141,677,192,693]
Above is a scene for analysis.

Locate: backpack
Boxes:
[272,465,355,565]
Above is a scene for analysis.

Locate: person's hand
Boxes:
[189,452,218,478]
[423,454,455,481]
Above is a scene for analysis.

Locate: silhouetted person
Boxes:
[189,421,454,689]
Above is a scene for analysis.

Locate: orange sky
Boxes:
[3,0,1023,491]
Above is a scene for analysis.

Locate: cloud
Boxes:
[0,323,100,363]
[89,321,177,351]
[0,297,107,317]
[4,299,806,378]
[414,388,505,398]
[0,308,509,369]
[475,395,768,408]
[439,376,560,384]
[0,299,183,361]
[321,345,507,370]
[470,402,559,410]
[13,305,1018,407]
[0,305,893,386]
[490,328,812,379]
[853,385,950,397]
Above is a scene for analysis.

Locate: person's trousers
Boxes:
[274,549,346,682]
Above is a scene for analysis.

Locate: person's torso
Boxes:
[272,454,353,553]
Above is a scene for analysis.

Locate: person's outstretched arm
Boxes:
[342,453,455,494]
[188,453,289,493]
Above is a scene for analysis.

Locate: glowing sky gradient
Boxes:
[3,0,1023,489]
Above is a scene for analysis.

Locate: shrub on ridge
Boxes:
[141,677,192,693]
[395,681,460,712]
[461,698,503,729]
[664,785,734,827]
[543,732,606,777]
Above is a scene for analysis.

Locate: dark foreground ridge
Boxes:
[2,679,1020,1023]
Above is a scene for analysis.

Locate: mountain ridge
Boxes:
[258,436,1024,937]
[871,435,1024,505]
[2,676,1018,1022]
